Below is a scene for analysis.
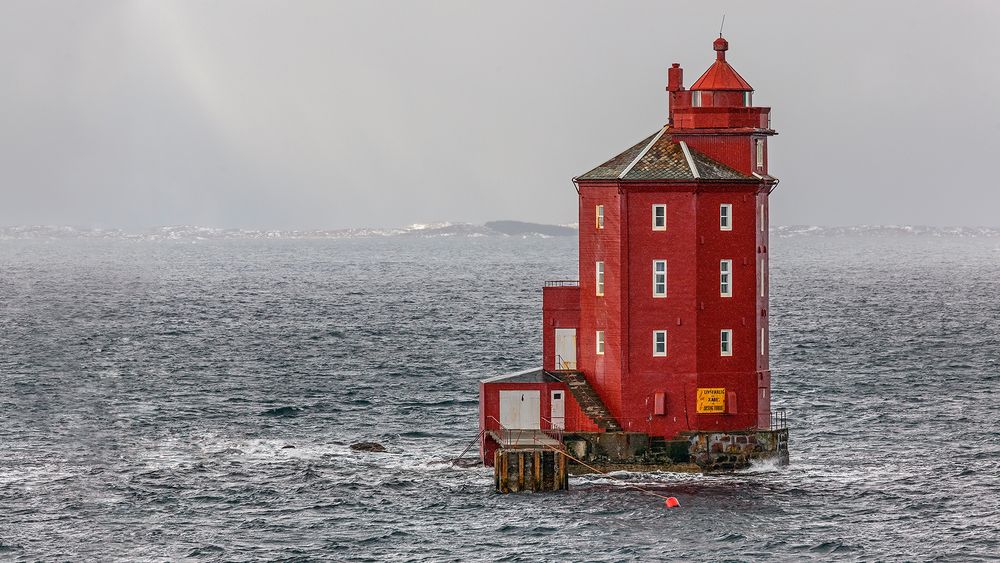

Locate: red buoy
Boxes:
[664,497,680,508]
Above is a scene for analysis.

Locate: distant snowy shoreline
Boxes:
[1,222,998,241]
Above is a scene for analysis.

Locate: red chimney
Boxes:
[667,63,684,92]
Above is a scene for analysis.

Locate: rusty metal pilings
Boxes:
[494,450,570,493]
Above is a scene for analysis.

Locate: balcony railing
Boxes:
[485,416,566,452]
[770,408,787,430]
[544,280,579,287]
[555,354,576,371]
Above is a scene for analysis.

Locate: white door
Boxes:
[554,328,577,370]
[499,390,541,429]
[550,390,566,430]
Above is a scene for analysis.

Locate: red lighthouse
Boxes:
[480,36,787,480]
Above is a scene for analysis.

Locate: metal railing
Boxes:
[540,416,565,447]
[485,416,566,452]
[543,280,580,287]
[455,428,486,464]
[770,408,787,430]
[554,354,576,370]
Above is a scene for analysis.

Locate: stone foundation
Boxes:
[561,428,789,473]
[683,429,789,471]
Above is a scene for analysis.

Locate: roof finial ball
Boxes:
[713,36,729,61]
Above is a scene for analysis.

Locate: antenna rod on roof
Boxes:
[720,14,726,37]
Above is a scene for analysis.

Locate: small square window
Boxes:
[596,331,605,355]
[692,91,702,107]
[720,204,732,231]
[721,329,733,357]
[596,205,604,230]
[653,330,667,357]
[652,204,666,231]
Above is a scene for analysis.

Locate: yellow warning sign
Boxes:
[696,388,726,413]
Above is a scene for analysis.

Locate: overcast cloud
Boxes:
[1,1,998,229]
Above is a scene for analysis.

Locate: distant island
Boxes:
[1,223,997,241]
[483,221,577,237]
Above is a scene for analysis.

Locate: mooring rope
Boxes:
[541,444,673,501]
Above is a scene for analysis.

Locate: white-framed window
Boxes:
[719,328,733,356]
[755,139,764,170]
[652,260,667,297]
[653,330,667,357]
[760,203,766,232]
[721,329,733,356]
[720,204,732,231]
[692,91,702,107]
[596,331,605,355]
[720,260,732,297]
[761,327,766,356]
[596,205,604,230]
[596,261,605,296]
[743,91,752,107]
[652,204,666,230]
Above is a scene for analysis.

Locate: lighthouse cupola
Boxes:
[687,35,754,108]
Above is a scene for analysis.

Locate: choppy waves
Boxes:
[0,235,997,560]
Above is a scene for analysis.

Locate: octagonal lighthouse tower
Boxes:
[480,36,787,482]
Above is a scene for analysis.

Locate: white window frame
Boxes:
[760,203,766,232]
[596,205,604,230]
[755,139,764,170]
[595,261,605,296]
[692,91,702,107]
[721,329,733,357]
[653,330,667,357]
[720,259,732,297]
[761,327,766,357]
[652,204,666,231]
[596,331,605,355]
[720,204,732,231]
[652,260,667,297]
[743,91,752,107]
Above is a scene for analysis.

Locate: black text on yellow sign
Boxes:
[696,388,726,413]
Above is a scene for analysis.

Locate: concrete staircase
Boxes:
[553,371,622,432]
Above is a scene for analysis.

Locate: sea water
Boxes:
[0,233,998,560]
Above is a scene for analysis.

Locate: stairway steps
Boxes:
[551,371,622,432]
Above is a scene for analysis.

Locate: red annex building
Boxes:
[480,36,787,471]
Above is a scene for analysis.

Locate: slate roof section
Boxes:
[574,132,658,181]
[577,129,752,181]
[480,367,562,384]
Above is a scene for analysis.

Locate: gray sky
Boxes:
[2,1,998,229]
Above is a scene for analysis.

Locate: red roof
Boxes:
[689,37,753,91]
